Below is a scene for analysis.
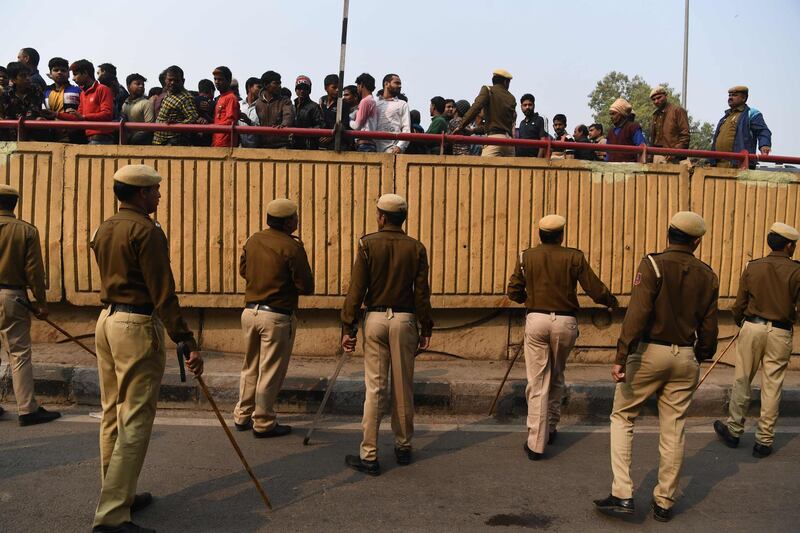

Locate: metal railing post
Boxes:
[740,150,750,170]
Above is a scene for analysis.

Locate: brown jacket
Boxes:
[91,205,197,351]
[341,226,433,337]
[254,90,294,148]
[731,251,800,325]
[239,228,314,310]
[460,83,516,136]
[0,210,47,305]
[650,102,690,151]
[617,244,719,364]
[507,244,617,312]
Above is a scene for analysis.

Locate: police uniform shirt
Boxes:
[731,250,800,325]
[507,243,617,312]
[616,244,719,364]
[239,228,314,309]
[90,204,197,351]
[0,209,47,304]
[341,227,433,337]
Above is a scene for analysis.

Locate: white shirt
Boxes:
[239,98,260,147]
[374,95,411,152]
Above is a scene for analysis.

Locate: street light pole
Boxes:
[334,0,350,152]
[682,0,689,108]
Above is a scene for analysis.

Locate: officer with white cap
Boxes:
[507,214,617,459]
[234,197,314,438]
[91,164,204,532]
[341,193,433,475]
[595,211,719,523]
[714,222,800,458]
[453,69,516,157]
[0,184,61,425]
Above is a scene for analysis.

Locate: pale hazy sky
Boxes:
[4,0,799,155]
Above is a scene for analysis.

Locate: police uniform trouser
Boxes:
[610,342,698,509]
[234,308,296,432]
[481,134,515,157]
[726,321,792,446]
[360,309,418,461]
[523,312,578,453]
[93,308,166,528]
[0,288,38,414]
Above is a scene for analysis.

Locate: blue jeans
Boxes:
[356,143,377,152]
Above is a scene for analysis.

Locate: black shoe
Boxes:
[395,447,412,465]
[345,454,381,476]
[18,406,61,427]
[131,492,153,513]
[593,494,635,515]
[548,430,557,445]
[234,419,253,432]
[0,405,4,417]
[92,521,156,533]
[752,441,773,458]
[523,442,543,461]
[253,424,291,438]
[713,420,740,448]
[652,501,672,522]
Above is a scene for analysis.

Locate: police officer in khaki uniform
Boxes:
[91,165,203,533]
[454,69,517,157]
[594,211,718,523]
[233,198,314,437]
[714,222,800,458]
[507,214,617,459]
[341,193,433,476]
[0,184,60,425]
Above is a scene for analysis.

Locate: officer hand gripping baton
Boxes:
[14,296,97,358]
[304,346,347,446]
[177,343,273,510]
[696,332,739,389]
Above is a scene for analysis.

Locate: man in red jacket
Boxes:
[59,59,114,144]
[212,66,240,147]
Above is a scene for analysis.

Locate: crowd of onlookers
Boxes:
[0,48,774,168]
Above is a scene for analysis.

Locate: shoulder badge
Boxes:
[154,221,161,229]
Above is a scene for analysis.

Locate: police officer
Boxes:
[507,214,617,460]
[714,222,800,458]
[594,211,718,523]
[341,194,433,476]
[91,165,203,533]
[233,198,313,437]
[0,184,60,425]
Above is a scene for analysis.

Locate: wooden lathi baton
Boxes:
[697,332,739,389]
[304,346,347,446]
[14,296,96,358]
[489,342,524,416]
[177,343,272,510]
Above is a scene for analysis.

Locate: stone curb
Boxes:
[2,362,799,419]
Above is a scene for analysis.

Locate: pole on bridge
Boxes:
[333,0,350,153]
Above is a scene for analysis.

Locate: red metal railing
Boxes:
[2,119,798,169]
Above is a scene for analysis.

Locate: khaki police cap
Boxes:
[728,85,749,94]
[769,222,800,242]
[266,198,297,218]
[113,164,162,187]
[650,86,667,98]
[492,69,513,79]
[539,214,566,232]
[0,184,19,197]
[377,193,407,213]
[669,211,706,237]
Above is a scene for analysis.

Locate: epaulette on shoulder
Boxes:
[695,257,714,272]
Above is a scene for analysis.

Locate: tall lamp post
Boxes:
[334,0,350,152]
[682,0,689,108]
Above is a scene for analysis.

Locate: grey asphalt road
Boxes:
[1,407,798,533]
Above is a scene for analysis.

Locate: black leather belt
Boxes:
[746,316,792,331]
[245,303,292,315]
[108,303,154,315]
[644,338,694,348]
[367,306,415,313]
[0,284,24,289]
[527,309,576,317]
